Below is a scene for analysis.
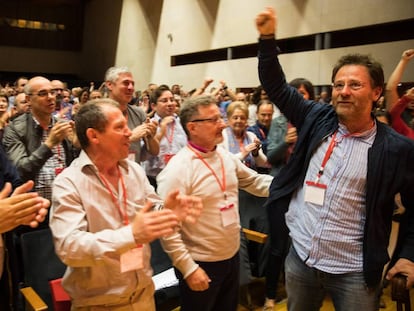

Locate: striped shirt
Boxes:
[286,122,377,273]
[34,118,67,202]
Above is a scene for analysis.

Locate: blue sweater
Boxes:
[258,38,414,287]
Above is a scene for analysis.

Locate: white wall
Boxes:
[114,0,414,91]
[0,0,412,90]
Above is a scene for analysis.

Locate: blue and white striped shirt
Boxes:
[286,122,377,273]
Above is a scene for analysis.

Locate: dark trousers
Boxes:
[265,195,291,299]
[175,253,240,311]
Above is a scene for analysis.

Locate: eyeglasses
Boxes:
[190,116,224,124]
[332,81,366,91]
[28,89,57,97]
[157,97,175,104]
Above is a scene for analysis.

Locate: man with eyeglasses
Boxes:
[157,95,273,311]
[3,76,77,207]
[2,76,78,307]
[256,7,414,311]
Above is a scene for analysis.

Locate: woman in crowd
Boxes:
[141,85,187,189]
[221,101,267,170]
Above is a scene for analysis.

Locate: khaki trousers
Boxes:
[71,282,155,311]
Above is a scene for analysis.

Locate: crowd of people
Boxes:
[0,6,413,311]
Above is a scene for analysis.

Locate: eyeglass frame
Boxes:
[189,116,224,124]
[28,89,58,97]
[331,80,366,91]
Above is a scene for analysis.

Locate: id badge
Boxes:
[163,154,174,164]
[120,245,143,273]
[220,203,238,227]
[304,181,327,206]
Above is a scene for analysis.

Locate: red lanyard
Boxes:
[315,131,337,183]
[315,128,367,182]
[56,144,64,167]
[259,128,266,140]
[99,166,129,225]
[187,144,227,199]
[166,122,175,144]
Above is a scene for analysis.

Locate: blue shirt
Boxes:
[286,123,377,273]
[247,122,269,154]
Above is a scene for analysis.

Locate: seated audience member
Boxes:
[157,95,272,311]
[141,85,187,189]
[389,87,414,139]
[50,99,202,311]
[256,7,414,311]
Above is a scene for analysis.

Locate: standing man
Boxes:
[2,76,77,306]
[105,66,159,163]
[3,76,76,204]
[256,7,414,311]
[50,99,201,310]
[157,95,273,311]
[247,99,274,155]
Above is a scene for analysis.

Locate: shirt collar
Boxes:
[78,150,129,174]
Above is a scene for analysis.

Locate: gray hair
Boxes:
[104,66,131,83]
[179,95,216,136]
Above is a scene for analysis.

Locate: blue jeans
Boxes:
[285,246,381,311]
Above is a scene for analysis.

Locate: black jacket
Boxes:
[258,38,414,287]
[2,113,76,182]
